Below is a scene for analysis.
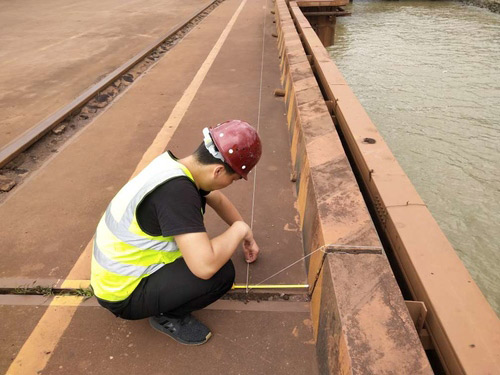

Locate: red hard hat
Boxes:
[209,120,262,180]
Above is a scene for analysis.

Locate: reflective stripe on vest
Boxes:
[91,152,195,301]
[93,238,166,277]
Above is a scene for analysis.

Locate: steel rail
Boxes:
[0,0,218,168]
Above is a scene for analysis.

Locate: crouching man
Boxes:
[90,120,262,345]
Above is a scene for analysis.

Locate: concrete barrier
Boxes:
[274,1,432,373]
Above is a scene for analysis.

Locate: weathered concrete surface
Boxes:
[41,305,317,375]
[0,304,48,374]
[0,0,306,286]
[0,0,303,286]
[0,296,316,375]
[0,0,212,149]
[168,0,306,285]
[2,0,315,373]
[0,0,240,280]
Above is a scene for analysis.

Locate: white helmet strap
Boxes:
[202,127,225,162]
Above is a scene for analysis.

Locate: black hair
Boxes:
[194,142,236,175]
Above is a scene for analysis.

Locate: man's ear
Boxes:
[213,165,225,178]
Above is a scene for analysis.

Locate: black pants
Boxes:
[97,258,235,320]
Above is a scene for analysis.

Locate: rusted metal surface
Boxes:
[274,1,433,373]
[288,2,500,374]
[317,254,432,374]
[405,300,428,334]
[315,15,337,47]
[303,10,351,16]
[296,0,349,7]
[0,0,218,168]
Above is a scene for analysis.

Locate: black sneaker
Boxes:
[149,314,212,345]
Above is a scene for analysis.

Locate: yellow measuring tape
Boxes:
[232,284,308,289]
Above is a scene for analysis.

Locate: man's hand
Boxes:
[205,191,259,262]
[243,230,259,263]
[176,221,251,280]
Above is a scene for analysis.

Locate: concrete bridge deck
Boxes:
[1,0,317,373]
[1,0,498,374]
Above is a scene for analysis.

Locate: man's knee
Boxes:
[214,260,235,290]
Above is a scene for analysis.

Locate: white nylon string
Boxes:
[246,0,268,294]
[247,244,383,292]
[247,246,327,291]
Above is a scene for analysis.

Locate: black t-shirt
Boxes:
[136,176,209,237]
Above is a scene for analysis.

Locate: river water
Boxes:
[328,0,500,314]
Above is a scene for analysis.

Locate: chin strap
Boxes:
[202,127,225,162]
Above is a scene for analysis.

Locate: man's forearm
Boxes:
[177,221,250,280]
[209,191,243,225]
[211,221,247,257]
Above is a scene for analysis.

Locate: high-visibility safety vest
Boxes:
[91,152,196,302]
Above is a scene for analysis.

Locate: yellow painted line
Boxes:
[7,2,248,374]
[49,295,86,307]
[6,297,83,374]
[131,0,248,178]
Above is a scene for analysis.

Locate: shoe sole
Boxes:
[149,317,212,346]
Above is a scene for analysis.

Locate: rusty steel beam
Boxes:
[288,2,500,374]
[274,1,433,373]
[0,0,218,168]
[296,0,349,7]
[302,11,351,16]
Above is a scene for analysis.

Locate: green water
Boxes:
[328,0,500,314]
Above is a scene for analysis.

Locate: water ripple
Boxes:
[328,0,500,314]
